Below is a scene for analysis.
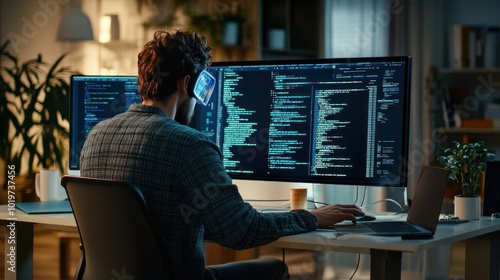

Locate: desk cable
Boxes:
[310,184,367,209]
[308,185,364,280]
[309,185,407,280]
[310,185,405,213]
[248,188,406,279]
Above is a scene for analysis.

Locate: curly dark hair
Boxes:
[137,30,212,102]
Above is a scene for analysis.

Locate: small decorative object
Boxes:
[437,141,496,219]
[268,29,286,50]
[99,14,120,43]
[222,21,240,45]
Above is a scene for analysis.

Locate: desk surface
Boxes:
[270,215,500,254]
[2,204,500,254]
[0,205,76,229]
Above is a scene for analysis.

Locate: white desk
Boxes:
[270,217,500,280]
[1,205,500,280]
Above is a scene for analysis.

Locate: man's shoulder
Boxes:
[88,106,212,147]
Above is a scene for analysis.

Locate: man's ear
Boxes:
[179,75,191,98]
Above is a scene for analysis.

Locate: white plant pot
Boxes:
[454,195,481,220]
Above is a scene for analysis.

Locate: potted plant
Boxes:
[1,40,77,190]
[437,140,496,219]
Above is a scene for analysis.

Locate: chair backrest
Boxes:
[61,176,169,280]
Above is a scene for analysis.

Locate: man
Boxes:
[80,30,364,279]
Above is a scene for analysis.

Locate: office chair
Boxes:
[61,176,169,280]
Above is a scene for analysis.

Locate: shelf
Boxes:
[440,68,500,74]
[260,0,320,59]
[99,40,139,50]
[261,48,318,57]
[437,127,500,143]
[438,127,500,134]
[424,22,500,165]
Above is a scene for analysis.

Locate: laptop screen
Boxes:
[407,165,449,233]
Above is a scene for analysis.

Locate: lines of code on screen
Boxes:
[69,76,140,170]
[191,58,410,187]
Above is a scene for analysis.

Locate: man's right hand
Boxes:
[309,204,364,228]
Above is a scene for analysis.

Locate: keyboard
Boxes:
[364,221,420,233]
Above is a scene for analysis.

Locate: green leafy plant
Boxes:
[437,141,496,197]
[0,40,77,181]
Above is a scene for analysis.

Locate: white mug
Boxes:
[35,169,67,201]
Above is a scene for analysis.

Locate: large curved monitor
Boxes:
[190,56,412,188]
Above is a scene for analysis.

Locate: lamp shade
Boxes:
[57,3,94,41]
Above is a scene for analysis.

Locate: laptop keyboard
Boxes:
[364,221,420,233]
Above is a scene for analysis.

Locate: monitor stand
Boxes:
[313,184,407,212]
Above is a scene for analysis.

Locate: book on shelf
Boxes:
[452,24,500,68]
[485,102,500,128]
[485,31,499,68]
[441,99,461,128]
[441,100,499,129]
[461,118,493,128]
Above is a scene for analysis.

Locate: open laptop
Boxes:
[335,165,449,239]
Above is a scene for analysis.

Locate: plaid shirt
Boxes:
[81,104,317,279]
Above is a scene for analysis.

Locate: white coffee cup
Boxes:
[35,169,66,201]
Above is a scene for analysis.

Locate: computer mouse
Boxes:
[355,213,377,222]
